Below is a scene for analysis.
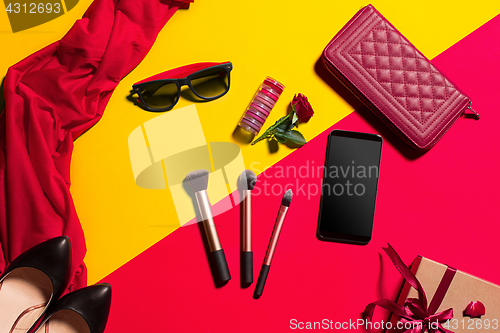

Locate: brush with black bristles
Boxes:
[186,169,231,283]
[239,170,257,285]
[254,189,293,298]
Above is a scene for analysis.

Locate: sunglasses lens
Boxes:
[139,81,178,110]
[190,67,229,99]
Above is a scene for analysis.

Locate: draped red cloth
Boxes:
[0,0,189,292]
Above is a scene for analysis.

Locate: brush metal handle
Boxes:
[254,205,289,298]
[195,191,230,282]
[264,205,288,265]
[253,264,270,298]
[242,191,252,252]
[241,192,253,285]
[195,191,222,252]
[213,249,231,282]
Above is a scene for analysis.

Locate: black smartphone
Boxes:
[317,130,382,245]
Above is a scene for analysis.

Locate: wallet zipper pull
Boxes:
[465,101,480,120]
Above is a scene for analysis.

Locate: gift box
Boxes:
[365,245,500,333]
[393,256,500,332]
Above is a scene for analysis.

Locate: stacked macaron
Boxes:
[238,77,284,135]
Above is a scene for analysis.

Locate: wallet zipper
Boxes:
[464,101,480,120]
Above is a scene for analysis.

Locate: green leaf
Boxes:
[275,126,286,133]
[274,132,287,144]
[276,117,294,132]
[251,113,294,146]
[280,130,307,147]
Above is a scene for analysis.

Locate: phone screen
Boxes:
[317,130,382,244]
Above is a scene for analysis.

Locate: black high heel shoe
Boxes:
[30,284,112,333]
[0,236,71,333]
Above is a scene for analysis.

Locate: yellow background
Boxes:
[1,0,498,284]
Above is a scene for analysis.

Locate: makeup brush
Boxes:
[240,170,257,285]
[186,169,231,283]
[254,189,293,298]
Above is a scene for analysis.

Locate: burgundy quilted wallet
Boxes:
[322,4,479,150]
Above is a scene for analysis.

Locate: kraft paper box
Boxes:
[393,256,500,332]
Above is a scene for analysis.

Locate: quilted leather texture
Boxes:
[322,5,470,149]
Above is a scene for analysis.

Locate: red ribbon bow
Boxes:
[364,244,455,333]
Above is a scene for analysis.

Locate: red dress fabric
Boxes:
[0,0,188,291]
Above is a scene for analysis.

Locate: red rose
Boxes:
[292,93,314,123]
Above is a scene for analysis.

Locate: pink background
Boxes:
[102,14,500,332]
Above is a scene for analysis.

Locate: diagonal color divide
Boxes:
[4,0,79,32]
[128,105,246,227]
[103,13,500,332]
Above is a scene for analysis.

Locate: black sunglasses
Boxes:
[132,62,233,112]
